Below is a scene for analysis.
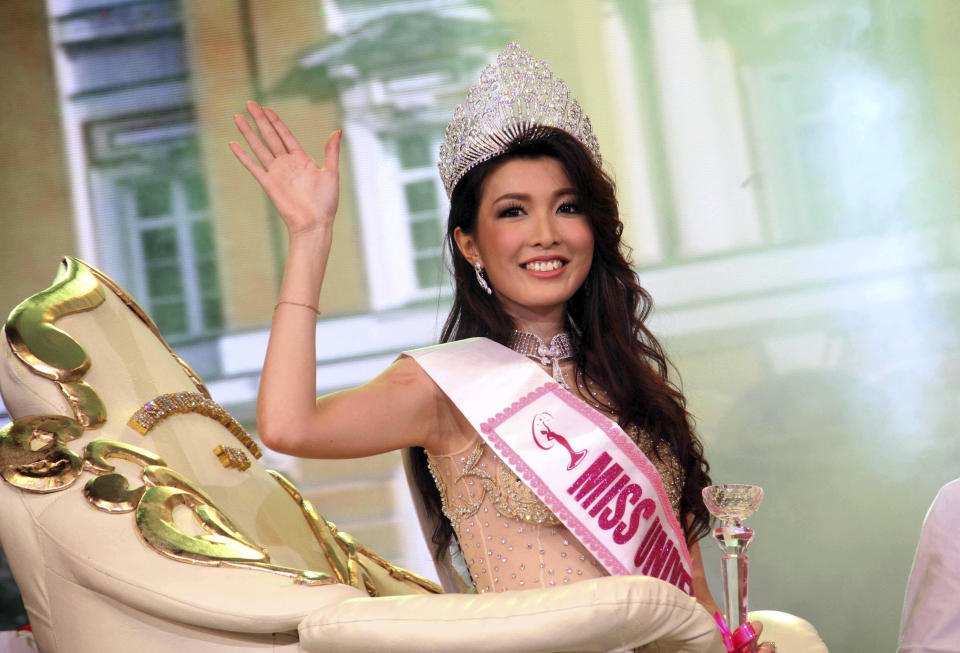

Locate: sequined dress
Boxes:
[427,424,684,593]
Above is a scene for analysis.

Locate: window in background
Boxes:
[393,130,448,293]
[123,168,223,337]
[51,0,225,341]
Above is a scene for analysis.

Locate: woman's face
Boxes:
[455,156,594,324]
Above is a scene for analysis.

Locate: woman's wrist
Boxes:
[287,227,334,263]
[288,223,332,246]
[274,300,321,316]
[279,224,332,308]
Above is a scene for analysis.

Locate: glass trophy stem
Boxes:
[702,485,763,635]
[720,551,749,629]
[713,525,753,630]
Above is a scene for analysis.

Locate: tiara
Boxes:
[437,42,602,197]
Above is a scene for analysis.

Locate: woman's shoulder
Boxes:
[395,352,479,456]
[386,353,439,386]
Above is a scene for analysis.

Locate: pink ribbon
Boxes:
[713,612,759,653]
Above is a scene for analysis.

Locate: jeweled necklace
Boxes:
[508,330,574,389]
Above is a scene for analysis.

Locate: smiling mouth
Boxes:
[521,259,567,272]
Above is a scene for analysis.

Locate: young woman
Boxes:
[231,43,773,652]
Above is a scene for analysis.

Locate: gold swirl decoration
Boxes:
[269,470,442,595]
[0,415,85,492]
[0,257,205,495]
[4,258,107,428]
[4,258,104,382]
[79,440,334,585]
[57,380,106,429]
[82,439,166,512]
[1,257,209,432]
[328,521,442,594]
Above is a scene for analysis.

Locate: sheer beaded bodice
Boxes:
[428,437,605,593]
[426,426,685,593]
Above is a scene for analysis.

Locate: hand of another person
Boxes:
[230,101,341,236]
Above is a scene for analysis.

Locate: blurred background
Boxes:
[1,0,959,649]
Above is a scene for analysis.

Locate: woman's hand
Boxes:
[230,101,342,236]
[749,621,777,653]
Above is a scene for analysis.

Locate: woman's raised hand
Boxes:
[230,101,341,236]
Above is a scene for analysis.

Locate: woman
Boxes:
[231,43,772,652]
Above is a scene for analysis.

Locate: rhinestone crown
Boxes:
[438,42,602,197]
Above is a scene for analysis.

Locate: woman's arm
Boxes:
[231,103,441,458]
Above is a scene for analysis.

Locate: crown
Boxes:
[437,42,602,197]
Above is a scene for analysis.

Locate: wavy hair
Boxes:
[410,127,712,561]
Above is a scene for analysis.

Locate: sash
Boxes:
[406,337,694,595]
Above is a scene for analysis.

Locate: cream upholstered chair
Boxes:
[0,258,432,653]
[0,258,825,653]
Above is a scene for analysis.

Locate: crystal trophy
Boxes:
[702,484,763,632]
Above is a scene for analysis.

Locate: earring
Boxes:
[473,261,492,295]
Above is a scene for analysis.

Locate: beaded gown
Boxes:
[427,422,684,593]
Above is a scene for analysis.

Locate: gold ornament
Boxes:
[214,444,251,471]
[0,415,85,493]
[3,258,110,430]
[129,392,262,460]
[78,439,334,586]
[135,477,332,585]
[4,257,105,382]
[82,440,166,513]
[268,470,442,596]
[2,258,209,433]
[56,380,106,429]
[268,469,354,587]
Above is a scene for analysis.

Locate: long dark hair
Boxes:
[411,127,712,560]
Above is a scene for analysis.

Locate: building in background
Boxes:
[1,0,959,648]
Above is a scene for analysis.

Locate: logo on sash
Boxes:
[531,412,587,470]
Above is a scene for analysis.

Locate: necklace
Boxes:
[508,330,574,389]
[508,330,609,412]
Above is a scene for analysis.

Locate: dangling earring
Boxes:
[473,261,492,295]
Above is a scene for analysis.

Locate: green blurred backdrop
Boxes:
[1,1,958,650]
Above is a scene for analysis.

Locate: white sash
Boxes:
[406,337,694,595]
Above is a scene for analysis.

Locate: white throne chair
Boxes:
[0,258,826,653]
